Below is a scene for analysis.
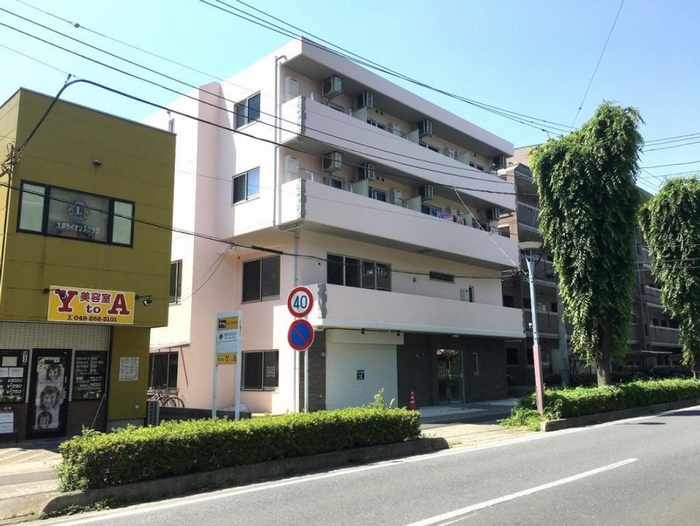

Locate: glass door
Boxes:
[26,350,72,440]
[436,349,464,404]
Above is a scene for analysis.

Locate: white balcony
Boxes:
[278,178,520,269]
[280,96,516,212]
[306,283,524,338]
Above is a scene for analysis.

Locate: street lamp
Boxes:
[518,241,545,415]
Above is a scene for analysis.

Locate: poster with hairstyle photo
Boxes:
[33,357,66,432]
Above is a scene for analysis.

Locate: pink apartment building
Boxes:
[146,38,525,414]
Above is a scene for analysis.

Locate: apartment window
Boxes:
[551,302,558,313]
[18,182,134,246]
[473,352,480,376]
[421,204,442,217]
[170,260,183,304]
[232,168,260,204]
[507,348,519,366]
[234,93,261,129]
[148,352,178,388]
[419,140,440,153]
[369,187,387,202]
[328,176,344,190]
[367,118,387,130]
[242,350,279,390]
[327,254,390,291]
[242,256,280,302]
[429,271,455,283]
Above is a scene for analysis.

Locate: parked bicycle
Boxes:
[147,385,185,407]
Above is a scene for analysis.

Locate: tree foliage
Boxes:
[530,103,644,385]
[641,176,700,375]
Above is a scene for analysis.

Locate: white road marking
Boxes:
[404,458,638,526]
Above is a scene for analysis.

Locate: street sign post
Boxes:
[288,319,314,351]
[287,286,314,318]
[212,310,242,420]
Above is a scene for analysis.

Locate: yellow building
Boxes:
[0,89,175,441]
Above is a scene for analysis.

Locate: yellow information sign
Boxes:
[217,316,239,330]
[47,286,135,325]
[216,353,238,366]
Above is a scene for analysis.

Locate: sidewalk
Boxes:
[0,399,524,522]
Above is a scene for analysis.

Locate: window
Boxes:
[367,118,387,130]
[506,348,519,366]
[503,295,515,308]
[234,93,260,129]
[242,256,280,302]
[148,352,178,388]
[328,176,344,190]
[526,348,534,366]
[369,187,386,202]
[232,168,260,204]
[18,182,134,247]
[242,351,278,390]
[551,302,558,313]
[429,271,455,283]
[419,140,440,153]
[421,204,442,217]
[170,260,183,304]
[473,352,480,376]
[327,254,390,291]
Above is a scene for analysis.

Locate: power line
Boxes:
[0,15,517,190]
[643,139,700,153]
[200,0,573,135]
[571,0,625,128]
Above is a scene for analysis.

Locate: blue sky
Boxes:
[1,0,698,193]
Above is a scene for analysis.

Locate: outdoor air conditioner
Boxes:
[493,155,508,169]
[388,123,402,136]
[357,163,376,180]
[390,189,403,205]
[323,151,343,172]
[486,207,501,221]
[284,155,299,176]
[416,120,433,137]
[419,184,434,200]
[322,75,343,99]
[448,207,459,216]
[445,148,456,159]
[457,152,471,165]
[284,76,299,100]
[355,90,374,109]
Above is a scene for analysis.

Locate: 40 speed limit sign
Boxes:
[287,286,314,318]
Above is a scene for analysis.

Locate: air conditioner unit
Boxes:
[486,207,501,221]
[390,189,403,205]
[388,123,402,136]
[284,155,299,175]
[357,163,376,180]
[419,184,434,200]
[416,120,433,137]
[323,151,343,172]
[456,152,471,165]
[322,75,343,99]
[493,155,508,169]
[355,90,374,109]
[448,207,459,216]
[445,148,456,159]
[284,76,299,100]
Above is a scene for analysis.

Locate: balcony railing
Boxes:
[647,326,679,346]
[523,309,561,336]
[517,202,540,230]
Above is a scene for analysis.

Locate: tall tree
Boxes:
[530,103,644,386]
[641,176,700,377]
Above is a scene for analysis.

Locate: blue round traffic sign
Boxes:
[288,319,315,351]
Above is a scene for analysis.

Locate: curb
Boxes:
[540,398,700,432]
[39,438,449,516]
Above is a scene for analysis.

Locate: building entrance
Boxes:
[436,349,464,404]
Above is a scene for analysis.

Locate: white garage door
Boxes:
[326,342,398,410]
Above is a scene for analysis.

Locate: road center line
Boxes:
[405,458,638,526]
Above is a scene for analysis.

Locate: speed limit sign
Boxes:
[287,286,314,318]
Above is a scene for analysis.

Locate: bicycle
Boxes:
[147,385,185,407]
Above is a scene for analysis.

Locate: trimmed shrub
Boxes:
[58,407,420,491]
[517,378,700,419]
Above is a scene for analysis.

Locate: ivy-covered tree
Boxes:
[641,176,700,377]
[530,103,644,386]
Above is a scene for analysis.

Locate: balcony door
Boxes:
[436,349,464,404]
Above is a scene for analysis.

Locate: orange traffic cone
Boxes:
[407,391,417,410]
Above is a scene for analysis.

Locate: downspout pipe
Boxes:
[273,55,287,229]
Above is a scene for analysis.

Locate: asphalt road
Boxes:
[34,406,700,526]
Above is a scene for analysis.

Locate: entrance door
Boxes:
[437,349,464,404]
[26,350,72,439]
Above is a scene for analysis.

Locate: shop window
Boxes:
[234,93,260,129]
[170,260,183,304]
[242,256,280,302]
[18,182,134,246]
[242,350,279,390]
[232,168,260,204]
[148,352,178,388]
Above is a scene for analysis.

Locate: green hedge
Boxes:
[518,378,700,419]
[58,407,420,491]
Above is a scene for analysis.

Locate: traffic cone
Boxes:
[407,391,417,410]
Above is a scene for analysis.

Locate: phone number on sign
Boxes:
[67,315,118,323]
